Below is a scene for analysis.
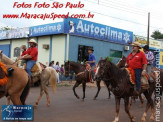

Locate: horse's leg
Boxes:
[105,81,111,99]
[43,85,50,107]
[141,90,155,122]
[73,82,81,99]
[94,80,101,100]
[124,97,135,122]
[34,86,44,108]
[10,95,22,105]
[6,96,11,105]
[82,82,86,101]
[139,91,144,107]
[113,97,120,122]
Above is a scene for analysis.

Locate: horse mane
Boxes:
[1,53,15,65]
[102,59,127,79]
[70,61,85,68]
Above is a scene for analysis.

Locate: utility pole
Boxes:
[98,0,99,4]
[147,12,150,46]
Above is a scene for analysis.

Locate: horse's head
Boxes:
[95,59,110,81]
[64,61,70,77]
[116,55,126,68]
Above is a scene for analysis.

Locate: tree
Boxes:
[151,30,163,39]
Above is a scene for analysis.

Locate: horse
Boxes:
[0,51,57,107]
[117,55,163,102]
[0,62,30,105]
[64,61,90,100]
[95,59,155,122]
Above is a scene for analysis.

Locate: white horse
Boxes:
[0,51,57,107]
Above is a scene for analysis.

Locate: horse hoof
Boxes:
[76,96,80,99]
[46,104,50,107]
[93,97,96,100]
[81,99,84,102]
[141,118,146,122]
[33,104,37,109]
[149,116,155,122]
[112,120,118,122]
[131,118,136,122]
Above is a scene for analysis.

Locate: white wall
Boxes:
[51,35,65,65]
[38,36,50,65]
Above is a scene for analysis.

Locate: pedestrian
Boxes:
[49,61,55,68]
[60,64,64,82]
[86,47,96,83]
[126,42,147,96]
[143,45,155,82]
[54,62,60,83]
[69,70,74,83]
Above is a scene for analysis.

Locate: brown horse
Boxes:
[95,59,155,122]
[117,56,163,98]
[0,63,30,105]
[64,61,89,100]
[0,51,57,107]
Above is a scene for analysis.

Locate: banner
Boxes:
[135,35,163,49]
[0,28,29,40]
[64,18,133,44]
[29,22,64,37]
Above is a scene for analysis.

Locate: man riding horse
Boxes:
[19,39,38,77]
[86,47,96,83]
[126,42,147,96]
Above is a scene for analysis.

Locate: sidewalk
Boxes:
[57,80,106,87]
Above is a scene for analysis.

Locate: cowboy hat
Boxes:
[28,39,38,45]
[88,47,94,51]
[131,42,142,49]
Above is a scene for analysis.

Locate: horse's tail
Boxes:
[20,76,31,105]
[49,68,57,94]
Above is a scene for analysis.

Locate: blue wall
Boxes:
[69,35,131,64]
[0,44,10,57]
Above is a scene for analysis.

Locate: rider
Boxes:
[19,39,38,77]
[143,45,155,82]
[126,42,147,96]
[86,47,96,83]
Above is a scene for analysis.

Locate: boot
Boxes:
[7,68,14,76]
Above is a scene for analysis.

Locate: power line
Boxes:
[82,0,163,20]
[50,0,163,30]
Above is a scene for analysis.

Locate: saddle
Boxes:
[24,62,42,77]
[126,68,149,90]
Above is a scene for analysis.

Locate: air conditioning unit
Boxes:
[124,46,129,51]
[43,44,49,49]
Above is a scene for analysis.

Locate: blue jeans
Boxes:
[26,60,36,77]
[134,69,142,91]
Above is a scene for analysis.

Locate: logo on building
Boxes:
[64,18,133,44]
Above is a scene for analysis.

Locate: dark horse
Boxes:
[117,56,163,102]
[64,61,89,100]
[95,59,155,122]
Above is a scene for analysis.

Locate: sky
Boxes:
[0,0,163,37]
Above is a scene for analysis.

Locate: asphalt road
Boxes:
[0,85,162,122]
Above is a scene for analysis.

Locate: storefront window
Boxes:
[78,45,93,63]
[14,47,20,57]
[110,50,122,58]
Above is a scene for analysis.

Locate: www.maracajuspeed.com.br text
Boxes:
[3,12,94,20]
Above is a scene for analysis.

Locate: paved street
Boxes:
[0,82,162,122]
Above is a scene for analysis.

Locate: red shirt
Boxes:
[21,51,27,56]
[25,47,38,61]
[126,50,147,69]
